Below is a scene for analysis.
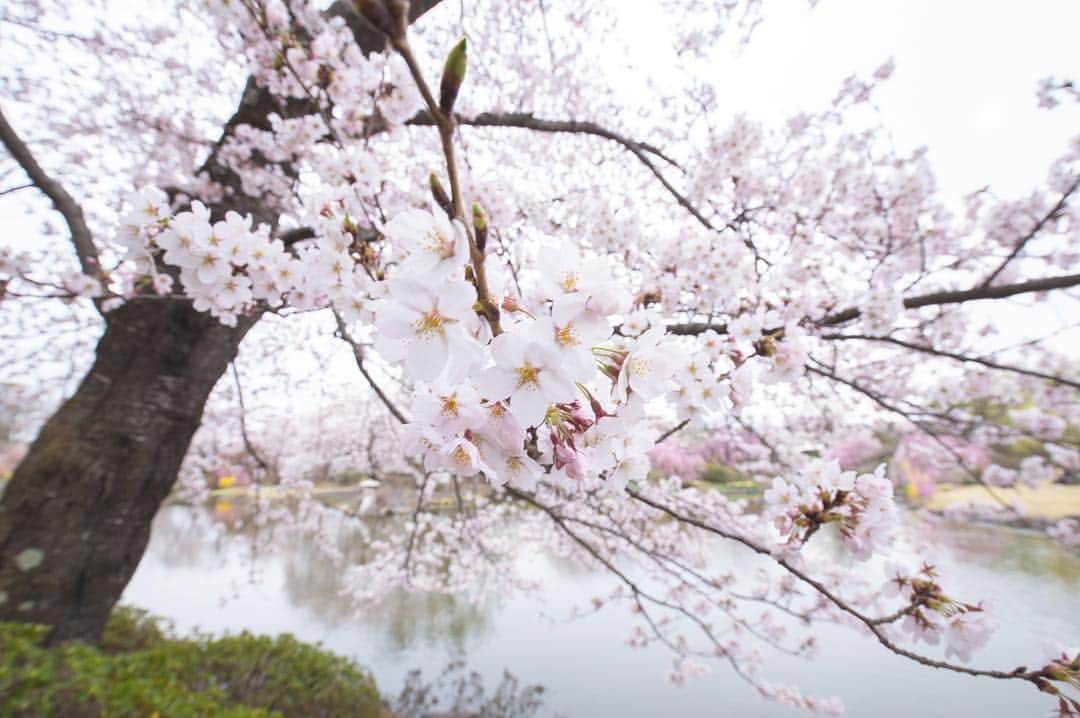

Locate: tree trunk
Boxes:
[0,299,258,643]
[0,0,441,645]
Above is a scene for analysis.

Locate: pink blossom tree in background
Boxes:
[1,0,1079,713]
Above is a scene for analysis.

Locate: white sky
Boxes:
[617,0,1080,199]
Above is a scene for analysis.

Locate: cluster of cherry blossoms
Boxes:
[0,245,103,301]
[379,206,696,491]
[881,561,994,662]
[763,458,898,559]
[117,178,763,492]
[116,187,377,326]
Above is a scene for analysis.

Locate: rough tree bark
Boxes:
[0,304,259,643]
[0,0,441,643]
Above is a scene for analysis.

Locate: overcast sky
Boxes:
[617,0,1080,200]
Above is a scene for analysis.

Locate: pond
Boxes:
[123,502,1080,717]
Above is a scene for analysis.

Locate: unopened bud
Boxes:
[429,173,453,216]
[439,36,467,116]
[317,64,333,87]
[472,202,488,251]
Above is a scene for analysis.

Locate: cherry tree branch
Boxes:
[407,110,682,169]
[407,110,767,263]
[230,361,270,473]
[820,272,1080,325]
[654,418,691,445]
[507,486,782,693]
[0,106,101,278]
[391,39,503,335]
[819,333,1080,390]
[0,182,32,197]
[193,0,443,226]
[980,176,1080,288]
[623,488,1047,686]
[332,309,410,424]
[804,360,1010,507]
[668,272,1080,335]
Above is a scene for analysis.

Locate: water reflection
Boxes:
[126,502,1080,718]
[915,513,1080,584]
[282,541,494,654]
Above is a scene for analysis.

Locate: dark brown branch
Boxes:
[231,362,270,473]
[277,226,317,246]
[332,309,410,425]
[0,182,33,197]
[820,333,1080,390]
[0,106,101,277]
[625,488,1044,685]
[655,418,690,445]
[668,272,1080,335]
[406,110,770,260]
[819,272,1080,326]
[980,177,1080,288]
[449,112,682,169]
[804,360,1010,507]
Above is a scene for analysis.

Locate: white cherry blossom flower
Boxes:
[374,275,480,383]
[614,326,680,403]
[383,207,470,276]
[475,331,577,427]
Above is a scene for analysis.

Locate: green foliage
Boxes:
[0,607,383,718]
[699,463,756,489]
[992,437,1047,468]
[100,606,171,653]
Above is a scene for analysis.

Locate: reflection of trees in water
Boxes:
[147,505,232,570]
[150,504,496,652]
[281,518,494,654]
[393,660,556,718]
[913,514,1080,584]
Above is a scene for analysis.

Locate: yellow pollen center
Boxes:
[415,310,448,337]
[630,358,651,376]
[515,362,541,388]
[555,324,576,347]
[424,230,451,258]
[451,445,470,466]
[440,395,459,416]
[560,273,579,292]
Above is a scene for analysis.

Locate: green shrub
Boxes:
[0,607,383,718]
[100,606,171,654]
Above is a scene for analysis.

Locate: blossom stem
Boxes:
[392,36,502,335]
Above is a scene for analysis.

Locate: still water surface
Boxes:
[124,504,1079,717]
